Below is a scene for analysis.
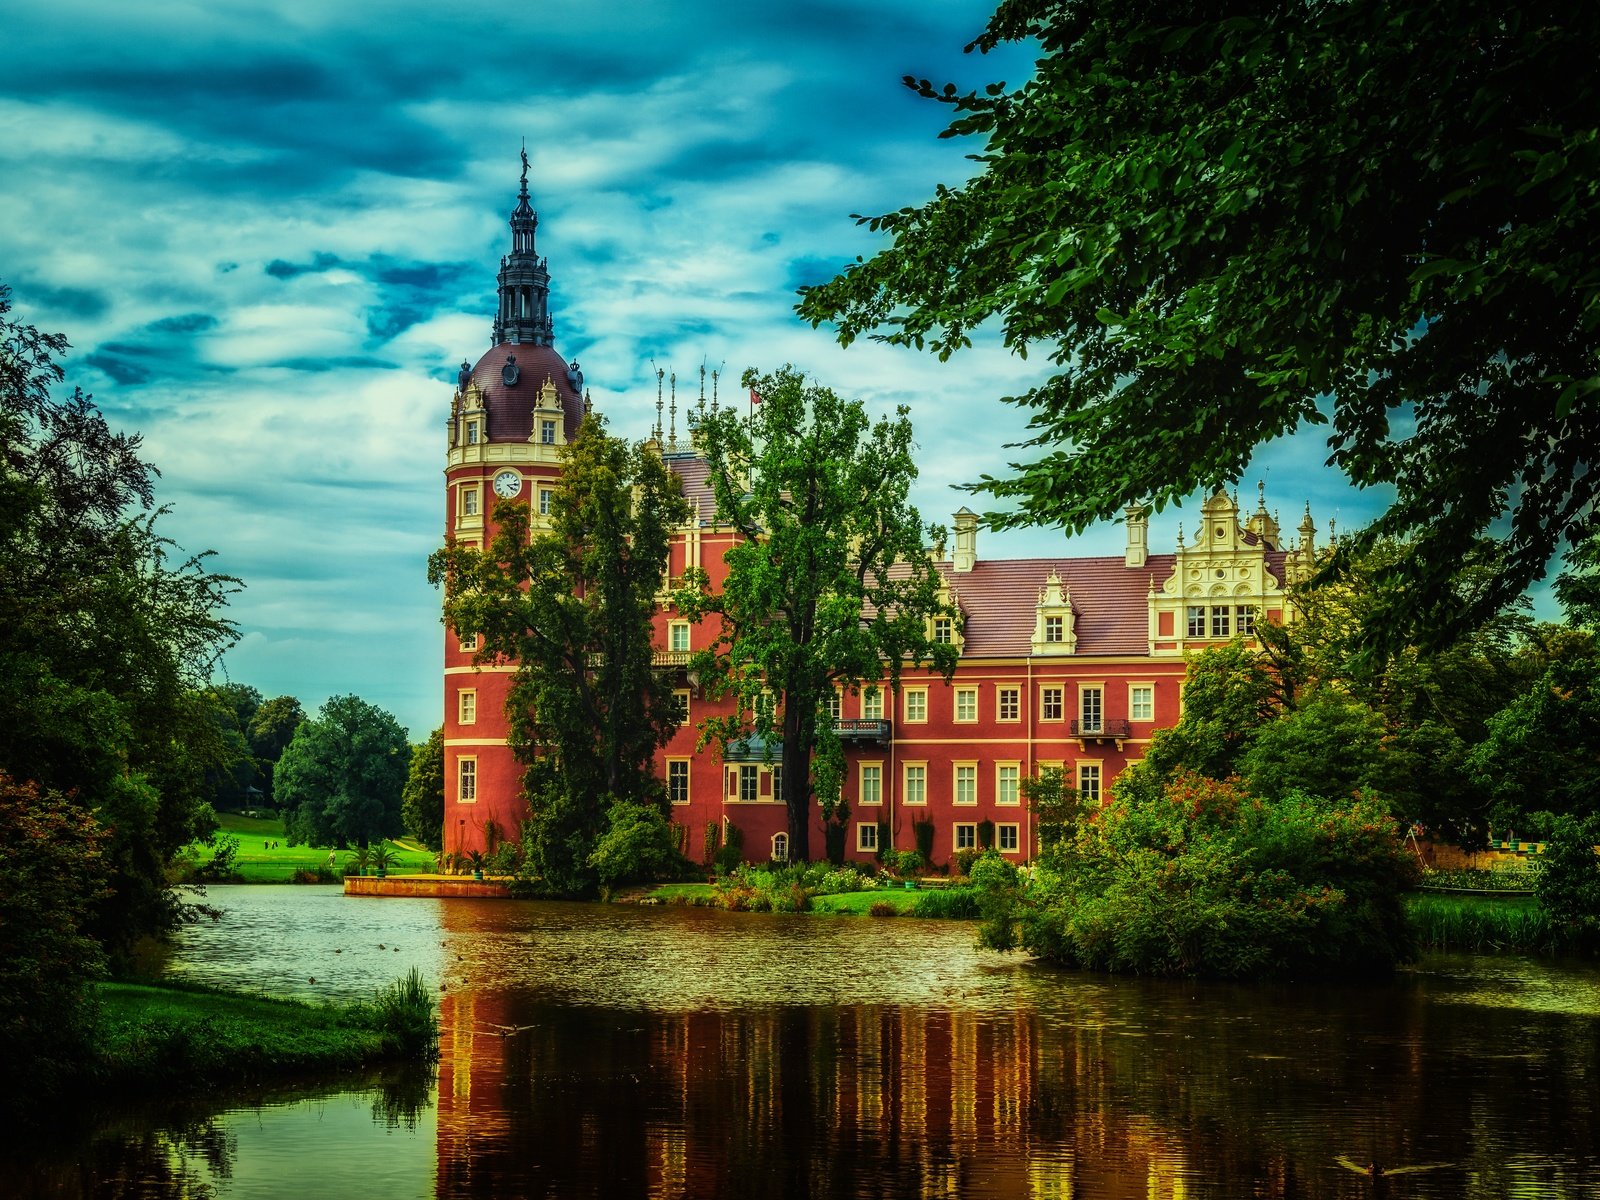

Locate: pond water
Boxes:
[11,885,1600,1198]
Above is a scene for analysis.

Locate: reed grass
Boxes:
[1405,893,1577,956]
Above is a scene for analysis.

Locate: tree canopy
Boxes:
[678,366,958,863]
[430,414,690,893]
[276,695,409,849]
[402,728,445,851]
[799,0,1600,651]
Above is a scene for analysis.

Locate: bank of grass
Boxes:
[91,971,438,1093]
[193,812,435,883]
[1404,892,1582,956]
[641,878,979,919]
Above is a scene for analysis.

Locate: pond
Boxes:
[10,885,1599,1198]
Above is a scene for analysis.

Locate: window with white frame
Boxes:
[857,822,878,852]
[1078,762,1102,807]
[825,690,841,721]
[1236,605,1256,635]
[667,760,690,805]
[1080,686,1103,732]
[997,824,1020,852]
[955,823,978,850]
[466,421,479,445]
[669,621,690,652]
[904,688,928,723]
[538,488,553,516]
[859,763,882,806]
[1130,684,1154,722]
[738,765,758,802]
[671,689,690,724]
[1041,686,1064,721]
[458,632,479,653]
[1210,606,1231,637]
[771,765,784,803]
[540,419,557,444]
[954,686,978,723]
[903,763,927,805]
[754,691,775,725]
[1187,605,1206,637]
[954,763,977,806]
[772,832,789,863]
[1044,615,1064,643]
[458,689,477,725]
[933,616,953,644]
[862,687,883,720]
[458,758,477,802]
[997,686,1020,722]
[996,763,1020,806]
[461,486,479,517]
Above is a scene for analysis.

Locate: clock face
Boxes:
[493,470,522,499]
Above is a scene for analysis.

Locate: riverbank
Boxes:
[90,973,438,1095]
[190,812,435,883]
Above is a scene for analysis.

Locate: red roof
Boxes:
[666,454,719,518]
[469,341,585,444]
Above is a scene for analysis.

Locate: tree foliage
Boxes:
[981,770,1418,977]
[0,283,238,962]
[402,728,445,851]
[799,0,1600,650]
[677,367,958,862]
[277,695,409,849]
[430,414,689,894]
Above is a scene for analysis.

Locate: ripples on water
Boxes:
[16,885,1599,1199]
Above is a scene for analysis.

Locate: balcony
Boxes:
[652,649,693,668]
[835,718,891,746]
[1071,717,1131,750]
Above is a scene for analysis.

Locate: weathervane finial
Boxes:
[519,139,530,189]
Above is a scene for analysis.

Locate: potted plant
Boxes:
[466,848,487,881]
[347,844,373,877]
[371,841,398,879]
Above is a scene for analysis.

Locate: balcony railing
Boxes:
[652,649,693,667]
[834,718,892,745]
[1071,718,1131,740]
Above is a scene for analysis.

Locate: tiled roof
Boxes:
[666,454,719,519]
[942,556,1169,656]
[469,341,585,444]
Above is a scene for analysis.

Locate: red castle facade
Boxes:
[442,181,1320,865]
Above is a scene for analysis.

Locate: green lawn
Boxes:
[640,882,931,916]
[194,812,436,883]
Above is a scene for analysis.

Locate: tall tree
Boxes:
[678,367,958,863]
[247,693,305,807]
[402,728,445,851]
[0,283,238,962]
[799,0,1600,652]
[430,414,690,894]
[276,695,409,849]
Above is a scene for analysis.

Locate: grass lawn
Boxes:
[194,812,436,883]
[92,976,436,1091]
[810,889,921,915]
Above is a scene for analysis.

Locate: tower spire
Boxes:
[492,145,554,348]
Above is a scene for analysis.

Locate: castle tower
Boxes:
[442,155,588,858]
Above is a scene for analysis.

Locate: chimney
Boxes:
[952,507,978,573]
[1124,502,1149,569]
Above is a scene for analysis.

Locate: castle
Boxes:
[441,172,1320,864]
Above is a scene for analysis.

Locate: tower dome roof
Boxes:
[467,342,585,443]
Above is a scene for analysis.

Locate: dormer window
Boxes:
[1031,570,1076,655]
[540,419,557,444]
[933,616,953,644]
[466,421,480,445]
[1044,615,1064,643]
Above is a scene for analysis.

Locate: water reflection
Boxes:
[14,889,1599,1198]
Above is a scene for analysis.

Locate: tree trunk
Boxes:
[783,702,812,863]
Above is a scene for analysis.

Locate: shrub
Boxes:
[952,847,982,878]
[889,849,924,876]
[369,969,439,1057]
[702,821,722,866]
[586,800,683,888]
[868,901,899,918]
[912,888,980,919]
[1536,814,1600,944]
[818,868,869,894]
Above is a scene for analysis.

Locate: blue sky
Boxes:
[2,0,1395,738]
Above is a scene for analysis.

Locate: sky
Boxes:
[2,0,1399,739]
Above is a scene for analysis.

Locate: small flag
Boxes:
[749,388,763,405]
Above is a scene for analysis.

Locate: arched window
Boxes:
[771,832,789,863]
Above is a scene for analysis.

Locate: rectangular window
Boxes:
[997,824,1020,852]
[857,822,878,852]
[461,486,479,516]
[771,765,783,803]
[466,421,479,445]
[671,688,690,724]
[904,688,928,723]
[859,763,882,806]
[458,689,477,725]
[933,616,953,644]
[1080,686,1103,732]
[1078,762,1102,807]
[540,419,557,445]
[1236,605,1256,635]
[903,763,927,806]
[996,764,1020,806]
[458,758,477,803]
[1040,686,1063,721]
[739,765,759,802]
[458,632,478,653]
[667,760,690,805]
[1044,615,1064,643]
[825,690,842,721]
[669,621,690,652]
[1211,606,1231,638]
[1130,684,1154,722]
[997,686,1020,722]
[1187,605,1206,637]
[954,763,978,806]
[955,823,978,851]
[754,692,775,725]
[862,687,883,720]
[954,686,978,723]
[538,488,553,516]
